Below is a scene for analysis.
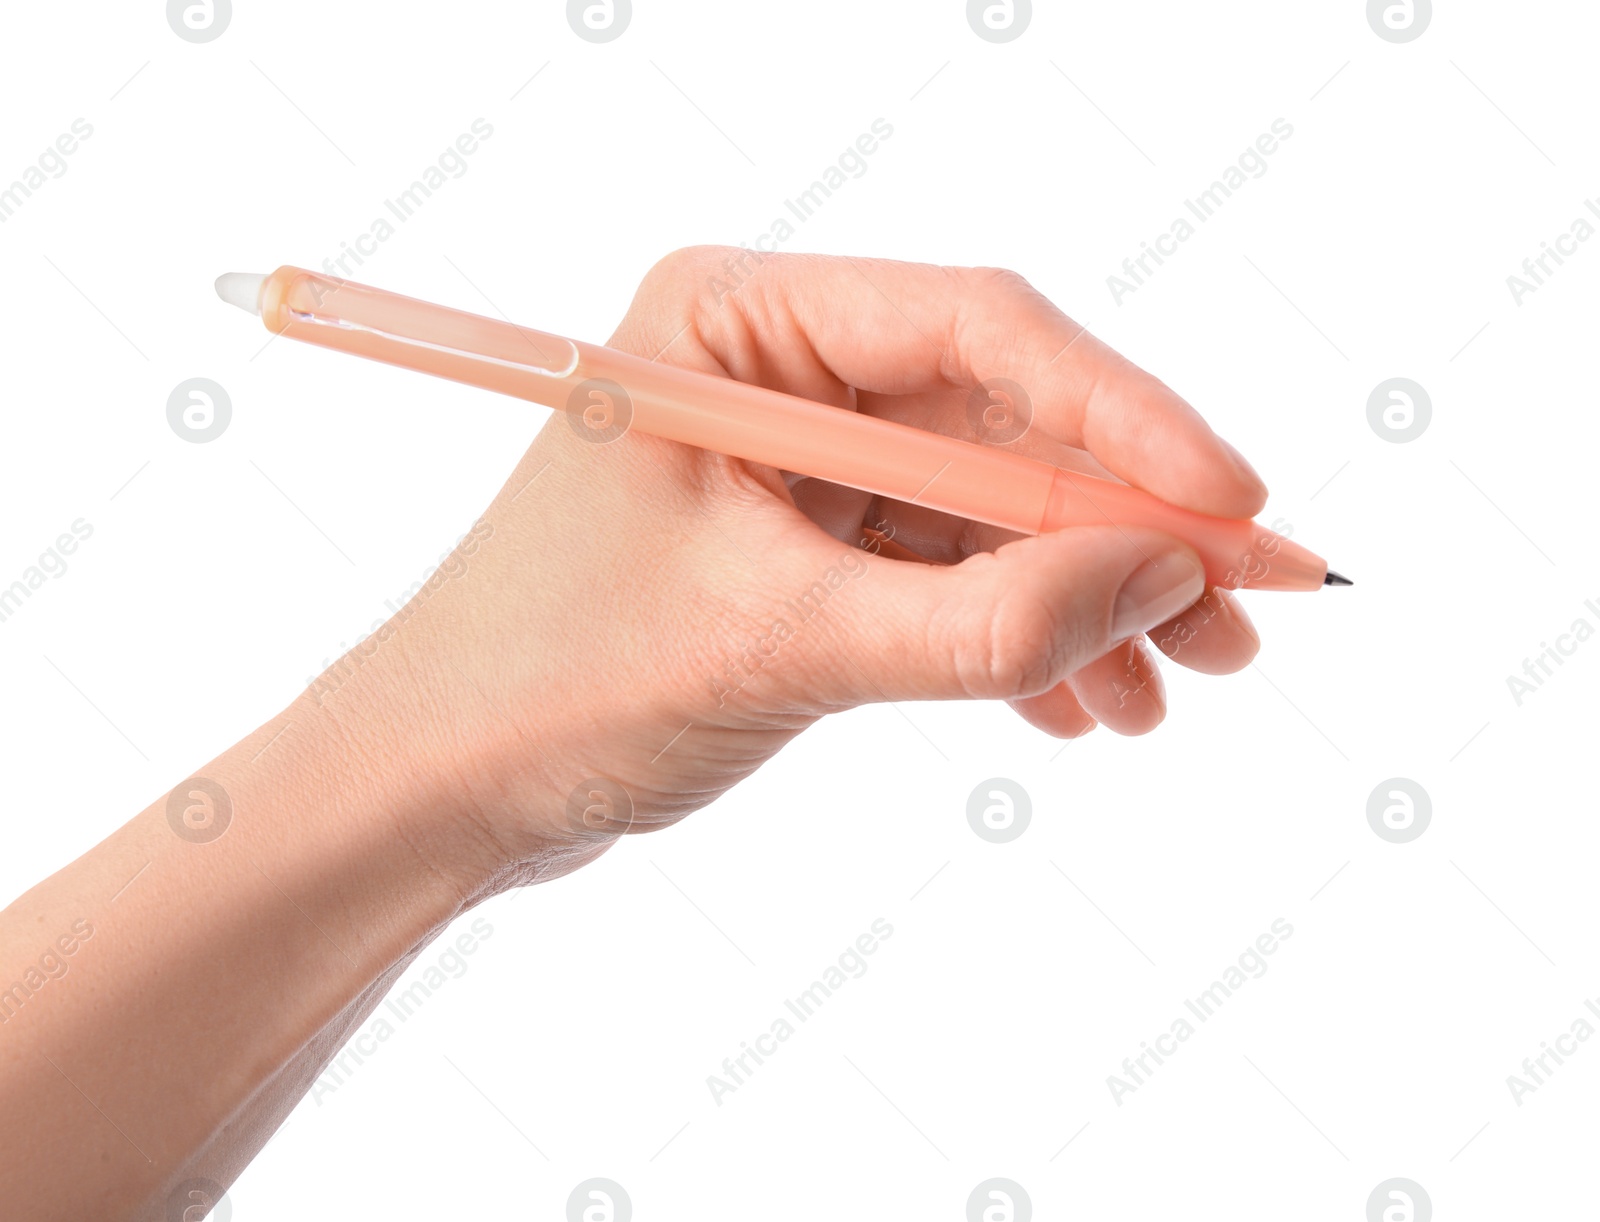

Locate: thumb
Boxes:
[824,527,1206,706]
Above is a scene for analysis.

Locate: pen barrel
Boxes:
[258,266,1327,592]
[1043,471,1324,591]
[260,267,1052,532]
[261,267,582,382]
[564,348,1326,590]
[571,342,1058,536]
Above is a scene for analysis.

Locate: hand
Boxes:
[0,249,1271,1217]
[319,248,1268,894]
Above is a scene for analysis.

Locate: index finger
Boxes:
[711,251,1269,520]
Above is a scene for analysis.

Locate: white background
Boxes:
[1,1,1595,1218]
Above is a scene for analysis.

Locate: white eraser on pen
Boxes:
[214,271,267,316]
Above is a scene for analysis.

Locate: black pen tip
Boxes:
[1323,570,1354,587]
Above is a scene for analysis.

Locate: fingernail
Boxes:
[1219,437,1268,496]
[1128,636,1167,710]
[1218,586,1261,649]
[1113,550,1205,641]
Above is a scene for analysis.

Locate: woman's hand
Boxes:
[0,249,1270,1218]
[335,248,1268,895]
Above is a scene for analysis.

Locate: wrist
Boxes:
[235,692,484,921]
[279,624,604,904]
[253,689,485,919]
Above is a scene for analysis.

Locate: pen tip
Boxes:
[215,271,267,316]
[1323,570,1354,587]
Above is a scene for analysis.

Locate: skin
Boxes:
[0,248,1263,1219]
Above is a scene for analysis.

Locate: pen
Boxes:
[217,266,1349,592]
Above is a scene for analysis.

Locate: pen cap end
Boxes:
[215,271,267,316]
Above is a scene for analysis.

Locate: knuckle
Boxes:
[946,570,1077,700]
[639,245,785,328]
[966,265,1035,297]
[641,245,748,296]
[646,245,721,280]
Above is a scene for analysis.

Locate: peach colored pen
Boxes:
[216,267,1349,592]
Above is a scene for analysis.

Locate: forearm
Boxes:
[0,245,1272,1216]
[0,689,480,1220]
